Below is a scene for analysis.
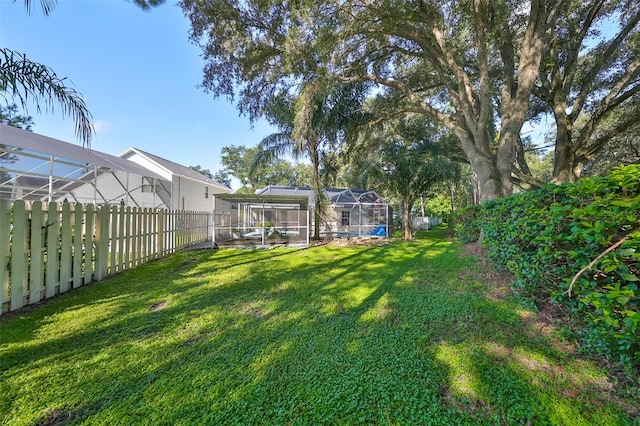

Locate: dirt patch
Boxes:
[37,408,67,426]
[170,259,197,273]
[240,303,270,319]
[458,242,515,301]
[149,301,167,312]
[37,403,102,426]
[459,241,640,416]
[318,237,389,247]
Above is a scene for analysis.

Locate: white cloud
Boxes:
[93,120,109,133]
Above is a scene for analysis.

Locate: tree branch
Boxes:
[565,234,630,298]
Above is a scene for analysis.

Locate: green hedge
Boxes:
[454,164,640,374]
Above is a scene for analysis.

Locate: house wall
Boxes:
[54,171,172,208]
[122,150,231,212]
[171,176,224,211]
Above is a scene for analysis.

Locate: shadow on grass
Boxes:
[0,231,636,425]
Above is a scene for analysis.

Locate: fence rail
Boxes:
[0,200,211,314]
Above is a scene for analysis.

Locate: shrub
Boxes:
[451,205,482,243]
[456,165,640,374]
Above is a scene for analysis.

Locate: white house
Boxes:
[119,148,230,211]
[0,124,230,210]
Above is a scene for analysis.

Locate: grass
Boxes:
[1,230,638,425]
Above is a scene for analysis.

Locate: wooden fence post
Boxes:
[157,209,165,258]
[145,208,152,263]
[11,201,27,311]
[168,210,172,254]
[151,208,157,260]
[30,201,45,304]
[110,206,118,275]
[45,202,60,299]
[95,204,109,281]
[59,201,72,293]
[118,205,125,272]
[73,203,83,289]
[136,207,144,265]
[124,207,131,270]
[131,207,138,267]
[84,203,94,284]
[0,199,10,314]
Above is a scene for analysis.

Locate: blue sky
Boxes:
[0,0,277,186]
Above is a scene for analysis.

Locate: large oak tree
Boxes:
[529,1,640,184]
[182,0,563,201]
[182,0,640,201]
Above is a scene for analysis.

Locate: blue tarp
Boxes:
[368,226,387,237]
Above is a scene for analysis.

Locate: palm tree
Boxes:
[254,79,370,239]
[377,144,459,240]
[0,48,94,145]
[2,0,167,146]
[358,115,462,240]
[20,0,165,15]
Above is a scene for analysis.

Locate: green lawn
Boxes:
[1,230,637,425]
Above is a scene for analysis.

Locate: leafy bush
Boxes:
[451,205,481,243]
[455,165,640,374]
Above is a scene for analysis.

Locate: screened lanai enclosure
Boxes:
[213,194,310,247]
[322,188,391,237]
[0,124,168,207]
[256,186,392,238]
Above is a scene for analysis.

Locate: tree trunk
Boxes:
[403,196,412,241]
[449,183,455,212]
[466,150,504,202]
[310,145,322,240]
[552,102,580,183]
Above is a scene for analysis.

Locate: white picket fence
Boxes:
[0,199,211,315]
[412,216,443,230]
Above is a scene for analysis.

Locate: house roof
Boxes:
[122,147,230,191]
[0,124,164,180]
[255,185,387,206]
[256,185,314,197]
[215,193,309,209]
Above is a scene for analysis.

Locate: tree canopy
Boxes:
[356,114,461,240]
[218,144,312,193]
[182,0,640,201]
[0,103,34,130]
[530,2,640,184]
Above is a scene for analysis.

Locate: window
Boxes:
[205,186,209,199]
[341,210,350,226]
[141,177,154,193]
[372,208,382,225]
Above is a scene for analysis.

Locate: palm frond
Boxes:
[130,0,167,11]
[21,0,57,16]
[0,48,94,146]
[252,132,296,173]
